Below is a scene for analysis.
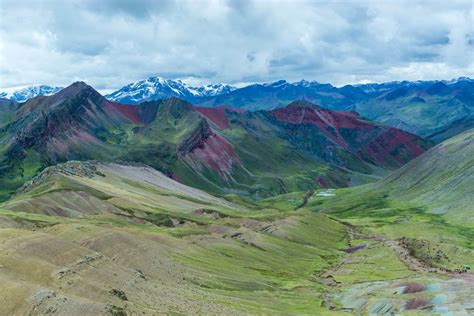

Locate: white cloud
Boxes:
[0,0,472,90]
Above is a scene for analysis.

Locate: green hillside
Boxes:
[0,160,350,315]
[382,128,474,225]
[294,129,474,314]
[1,153,472,314]
[304,129,474,259]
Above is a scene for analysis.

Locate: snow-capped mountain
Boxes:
[105,77,236,104]
[354,77,474,94]
[0,85,63,102]
[189,83,236,97]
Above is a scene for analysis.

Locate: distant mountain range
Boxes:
[105,76,474,140]
[2,77,472,141]
[352,78,474,139]
[4,77,472,107]
[104,77,236,104]
[0,85,63,102]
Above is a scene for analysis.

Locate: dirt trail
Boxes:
[381,235,472,282]
[335,216,464,277]
[324,218,466,280]
[373,234,433,274]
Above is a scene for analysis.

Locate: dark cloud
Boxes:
[0,0,472,90]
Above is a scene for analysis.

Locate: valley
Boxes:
[0,82,471,315]
[2,1,472,314]
[0,129,471,314]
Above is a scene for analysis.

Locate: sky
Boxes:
[0,0,473,91]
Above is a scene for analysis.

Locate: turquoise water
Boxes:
[395,286,405,294]
[431,293,447,305]
[426,283,440,292]
[432,306,452,316]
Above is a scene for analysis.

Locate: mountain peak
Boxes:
[294,79,321,87]
[426,81,449,95]
[16,81,104,118]
[70,81,88,87]
[56,81,102,100]
[264,80,288,88]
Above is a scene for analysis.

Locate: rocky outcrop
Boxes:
[16,161,104,194]
[176,119,212,156]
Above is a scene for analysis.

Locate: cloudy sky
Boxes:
[0,0,473,91]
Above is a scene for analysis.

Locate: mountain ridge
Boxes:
[0,81,433,201]
[266,101,431,169]
[3,77,472,142]
[101,76,473,140]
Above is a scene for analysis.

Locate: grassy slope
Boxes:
[258,130,474,313]
[221,117,348,194]
[0,161,350,315]
[381,128,474,225]
[300,130,474,272]
[296,184,474,314]
[307,185,473,268]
